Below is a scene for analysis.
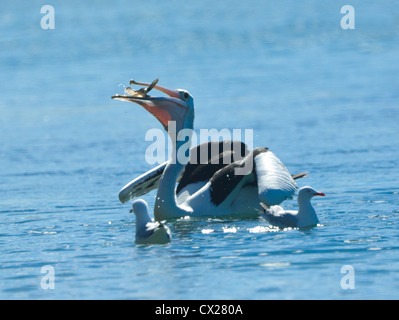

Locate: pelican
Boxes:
[112,79,307,221]
[259,186,325,228]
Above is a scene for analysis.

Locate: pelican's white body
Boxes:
[113,82,306,221]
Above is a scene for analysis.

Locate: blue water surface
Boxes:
[1,0,399,299]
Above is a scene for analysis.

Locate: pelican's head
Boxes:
[112,79,194,137]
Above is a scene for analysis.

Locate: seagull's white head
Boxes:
[130,199,148,215]
[298,186,326,200]
[130,199,152,228]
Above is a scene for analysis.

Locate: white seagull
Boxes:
[130,199,171,245]
[259,186,325,228]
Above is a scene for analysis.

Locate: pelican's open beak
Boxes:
[112,79,188,133]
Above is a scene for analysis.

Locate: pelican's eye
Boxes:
[183,92,190,101]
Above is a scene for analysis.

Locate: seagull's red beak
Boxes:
[314,192,326,197]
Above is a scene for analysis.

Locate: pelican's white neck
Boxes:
[154,122,194,220]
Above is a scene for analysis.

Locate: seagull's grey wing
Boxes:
[136,221,161,238]
[145,222,171,239]
[259,204,298,228]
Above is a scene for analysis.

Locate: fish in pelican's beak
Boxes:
[112,78,194,136]
[123,78,159,98]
